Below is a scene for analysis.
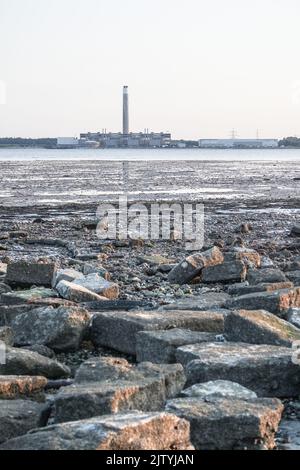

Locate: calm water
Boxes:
[0,147,300,161]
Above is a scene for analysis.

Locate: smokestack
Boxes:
[123,86,129,135]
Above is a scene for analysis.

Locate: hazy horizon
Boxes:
[1,0,300,140]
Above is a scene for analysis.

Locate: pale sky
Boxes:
[1,0,300,139]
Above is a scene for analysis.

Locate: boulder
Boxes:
[52,268,83,287]
[228,282,294,296]
[11,306,91,352]
[83,263,110,280]
[224,248,261,268]
[162,293,230,311]
[136,329,217,363]
[291,225,300,236]
[0,347,70,379]
[91,310,225,355]
[0,326,14,346]
[0,375,47,399]
[73,273,119,300]
[0,304,39,327]
[181,380,257,400]
[0,400,48,444]
[0,288,58,306]
[5,261,57,288]
[286,271,300,285]
[23,344,55,358]
[225,287,300,316]
[202,261,247,284]
[168,247,224,285]
[56,280,109,303]
[247,268,288,285]
[166,396,283,450]
[225,309,300,347]
[176,342,300,397]
[0,412,192,450]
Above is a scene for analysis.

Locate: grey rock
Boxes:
[1,288,58,306]
[202,261,247,284]
[162,292,230,311]
[224,248,261,268]
[225,309,300,347]
[0,304,38,327]
[0,411,192,450]
[83,263,110,280]
[0,400,47,444]
[291,225,300,236]
[227,281,294,296]
[73,273,119,300]
[0,347,70,379]
[176,342,300,397]
[0,263,7,275]
[0,283,11,295]
[181,380,257,400]
[52,268,84,288]
[286,270,300,285]
[23,344,55,358]
[91,310,225,355]
[56,280,109,303]
[225,287,300,315]
[168,247,224,285]
[6,261,57,288]
[166,396,283,450]
[12,306,91,352]
[247,268,288,285]
[136,329,217,363]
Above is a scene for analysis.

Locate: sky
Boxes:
[1,0,300,139]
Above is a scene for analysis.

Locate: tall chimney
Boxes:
[123,86,129,135]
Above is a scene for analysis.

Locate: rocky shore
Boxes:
[0,160,300,450]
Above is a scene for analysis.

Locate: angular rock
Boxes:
[23,344,55,358]
[202,261,247,284]
[0,400,47,444]
[0,412,192,450]
[163,293,230,311]
[0,375,47,399]
[181,380,257,400]
[225,287,300,316]
[0,304,38,327]
[91,310,225,355]
[291,225,300,236]
[83,263,110,280]
[1,288,58,306]
[52,268,83,288]
[225,309,300,347]
[73,273,119,300]
[11,306,91,352]
[75,357,185,399]
[166,396,283,450]
[168,247,224,285]
[225,248,261,268]
[0,347,70,379]
[176,342,300,397]
[247,268,288,285]
[56,280,108,303]
[0,326,14,346]
[286,270,300,285]
[287,308,300,329]
[6,261,57,288]
[228,281,294,296]
[136,329,217,363]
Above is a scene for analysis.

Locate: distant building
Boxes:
[199,139,279,149]
[198,139,278,149]
[80,132,171,148]
[56,137,78,149]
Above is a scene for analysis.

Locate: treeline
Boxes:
[279,137,300,148]
[0,137,57,148]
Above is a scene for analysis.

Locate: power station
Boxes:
[79,86,171,148]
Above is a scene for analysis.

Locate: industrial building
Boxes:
[198,139,278,149]
[80,86,171,148]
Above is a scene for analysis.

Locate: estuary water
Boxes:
[0,147,300,161]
